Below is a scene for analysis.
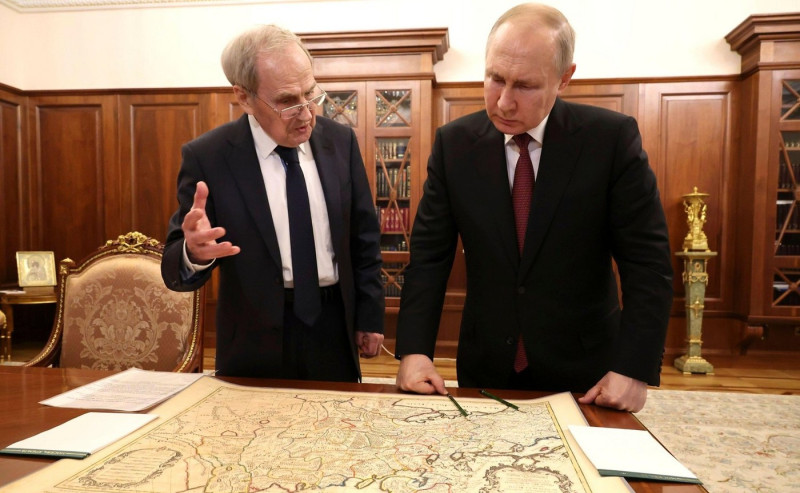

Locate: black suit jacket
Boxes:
[162,115,384,377]
[396,99,673,392]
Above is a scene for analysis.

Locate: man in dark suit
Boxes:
[395,3,673,411]
[162,25,384,381]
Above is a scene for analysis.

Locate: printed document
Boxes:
[40,367,205,411]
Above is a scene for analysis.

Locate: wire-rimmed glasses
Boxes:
[246,87,327,120]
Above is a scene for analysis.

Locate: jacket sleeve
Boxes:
[346,128,385,334]
[395,126,460,359]
[608,116,674,385]
[161,142,216,293]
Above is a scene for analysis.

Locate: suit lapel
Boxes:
[308,121,344,261]
[225,115,283,270]
[472,116,519,268]
[519,98,582,280]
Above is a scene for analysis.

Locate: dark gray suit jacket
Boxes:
[162,115,384,377]
[396,99,673,392]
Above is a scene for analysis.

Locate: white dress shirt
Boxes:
[183,115,338,287]
[503,114,549,189]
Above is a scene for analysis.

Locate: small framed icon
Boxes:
[16,251,56,287]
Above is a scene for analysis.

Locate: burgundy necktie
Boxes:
[512,133,533,372]
[275,145,321,326]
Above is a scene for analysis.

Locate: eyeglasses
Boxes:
[247,87,327,120]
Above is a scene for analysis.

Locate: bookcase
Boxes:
[303,29,448,311]
[319,82,419,300]
[727,14,800,349]
[775,79,800,285]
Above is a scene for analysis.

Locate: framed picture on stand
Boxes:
[16,251,56,293]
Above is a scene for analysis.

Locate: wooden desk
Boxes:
[0,290,57,362]
[0,366,706,492]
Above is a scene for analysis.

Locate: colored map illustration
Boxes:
[5,379,628,492]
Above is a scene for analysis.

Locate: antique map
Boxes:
[3,378,629,492]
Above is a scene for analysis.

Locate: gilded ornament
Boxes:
[683,187,710,251]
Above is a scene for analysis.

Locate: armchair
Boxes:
[25,232,204,372]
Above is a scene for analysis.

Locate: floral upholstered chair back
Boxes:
[26,232,204,372]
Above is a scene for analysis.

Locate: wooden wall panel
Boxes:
[432,83,484,137]
[640,82,737,320]
[0,87,25,283]
[214,92,244,124]
[118,94,214,242]
[28,96,117,265]
[731,74,761,317]
[563,81,640,118]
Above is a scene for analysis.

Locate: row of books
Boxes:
[381,239,408,251]
[376,167,411,199]
[376,207,410,233]
[375,141,409,160]
[778,161,800,189]
[775,243,800,255]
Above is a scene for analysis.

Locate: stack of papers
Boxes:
[0,368,206,460]
[568,425,701,484]
[40,367,205,411]
[0,413,157,459]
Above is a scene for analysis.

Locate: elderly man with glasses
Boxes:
[162,24,385,381]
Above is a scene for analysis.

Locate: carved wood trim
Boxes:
[726,13,800,75]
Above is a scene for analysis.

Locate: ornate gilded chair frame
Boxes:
[25,232,205,372]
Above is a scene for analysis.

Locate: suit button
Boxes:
[517,286,526,294]
[275,277,283,285]
[505,337,515,345]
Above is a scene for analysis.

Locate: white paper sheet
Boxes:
[40,367,205,411]
[0,413,157,459]
[568,425,701,484]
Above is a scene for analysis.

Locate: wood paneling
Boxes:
[433,83,484,132]
[118,94,214,241]
[0,86,25,283]
[28,95,117,265]
[214,92,244,125]
[564,81,640,118]
[640,82,737,319]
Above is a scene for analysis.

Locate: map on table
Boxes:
[2,378,629,492]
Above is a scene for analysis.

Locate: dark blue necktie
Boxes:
[275,145,321,326]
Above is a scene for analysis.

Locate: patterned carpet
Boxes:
[635,390,800,493]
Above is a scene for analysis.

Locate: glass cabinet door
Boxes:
[369,84,419,300]
[318,83,367,165]
[320,82,420,301]
[772,79,800,308]
[322,90,359,127]
[376,136,411,297]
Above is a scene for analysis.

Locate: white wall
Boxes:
[0,0,798,91]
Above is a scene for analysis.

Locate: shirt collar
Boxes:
[503,113,549,147]
[248,114,310,160]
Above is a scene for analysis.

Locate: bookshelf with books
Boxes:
[727,14,800,348]
[319,82,422,305]
[305,30,447,310]
[772,89,800,307]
